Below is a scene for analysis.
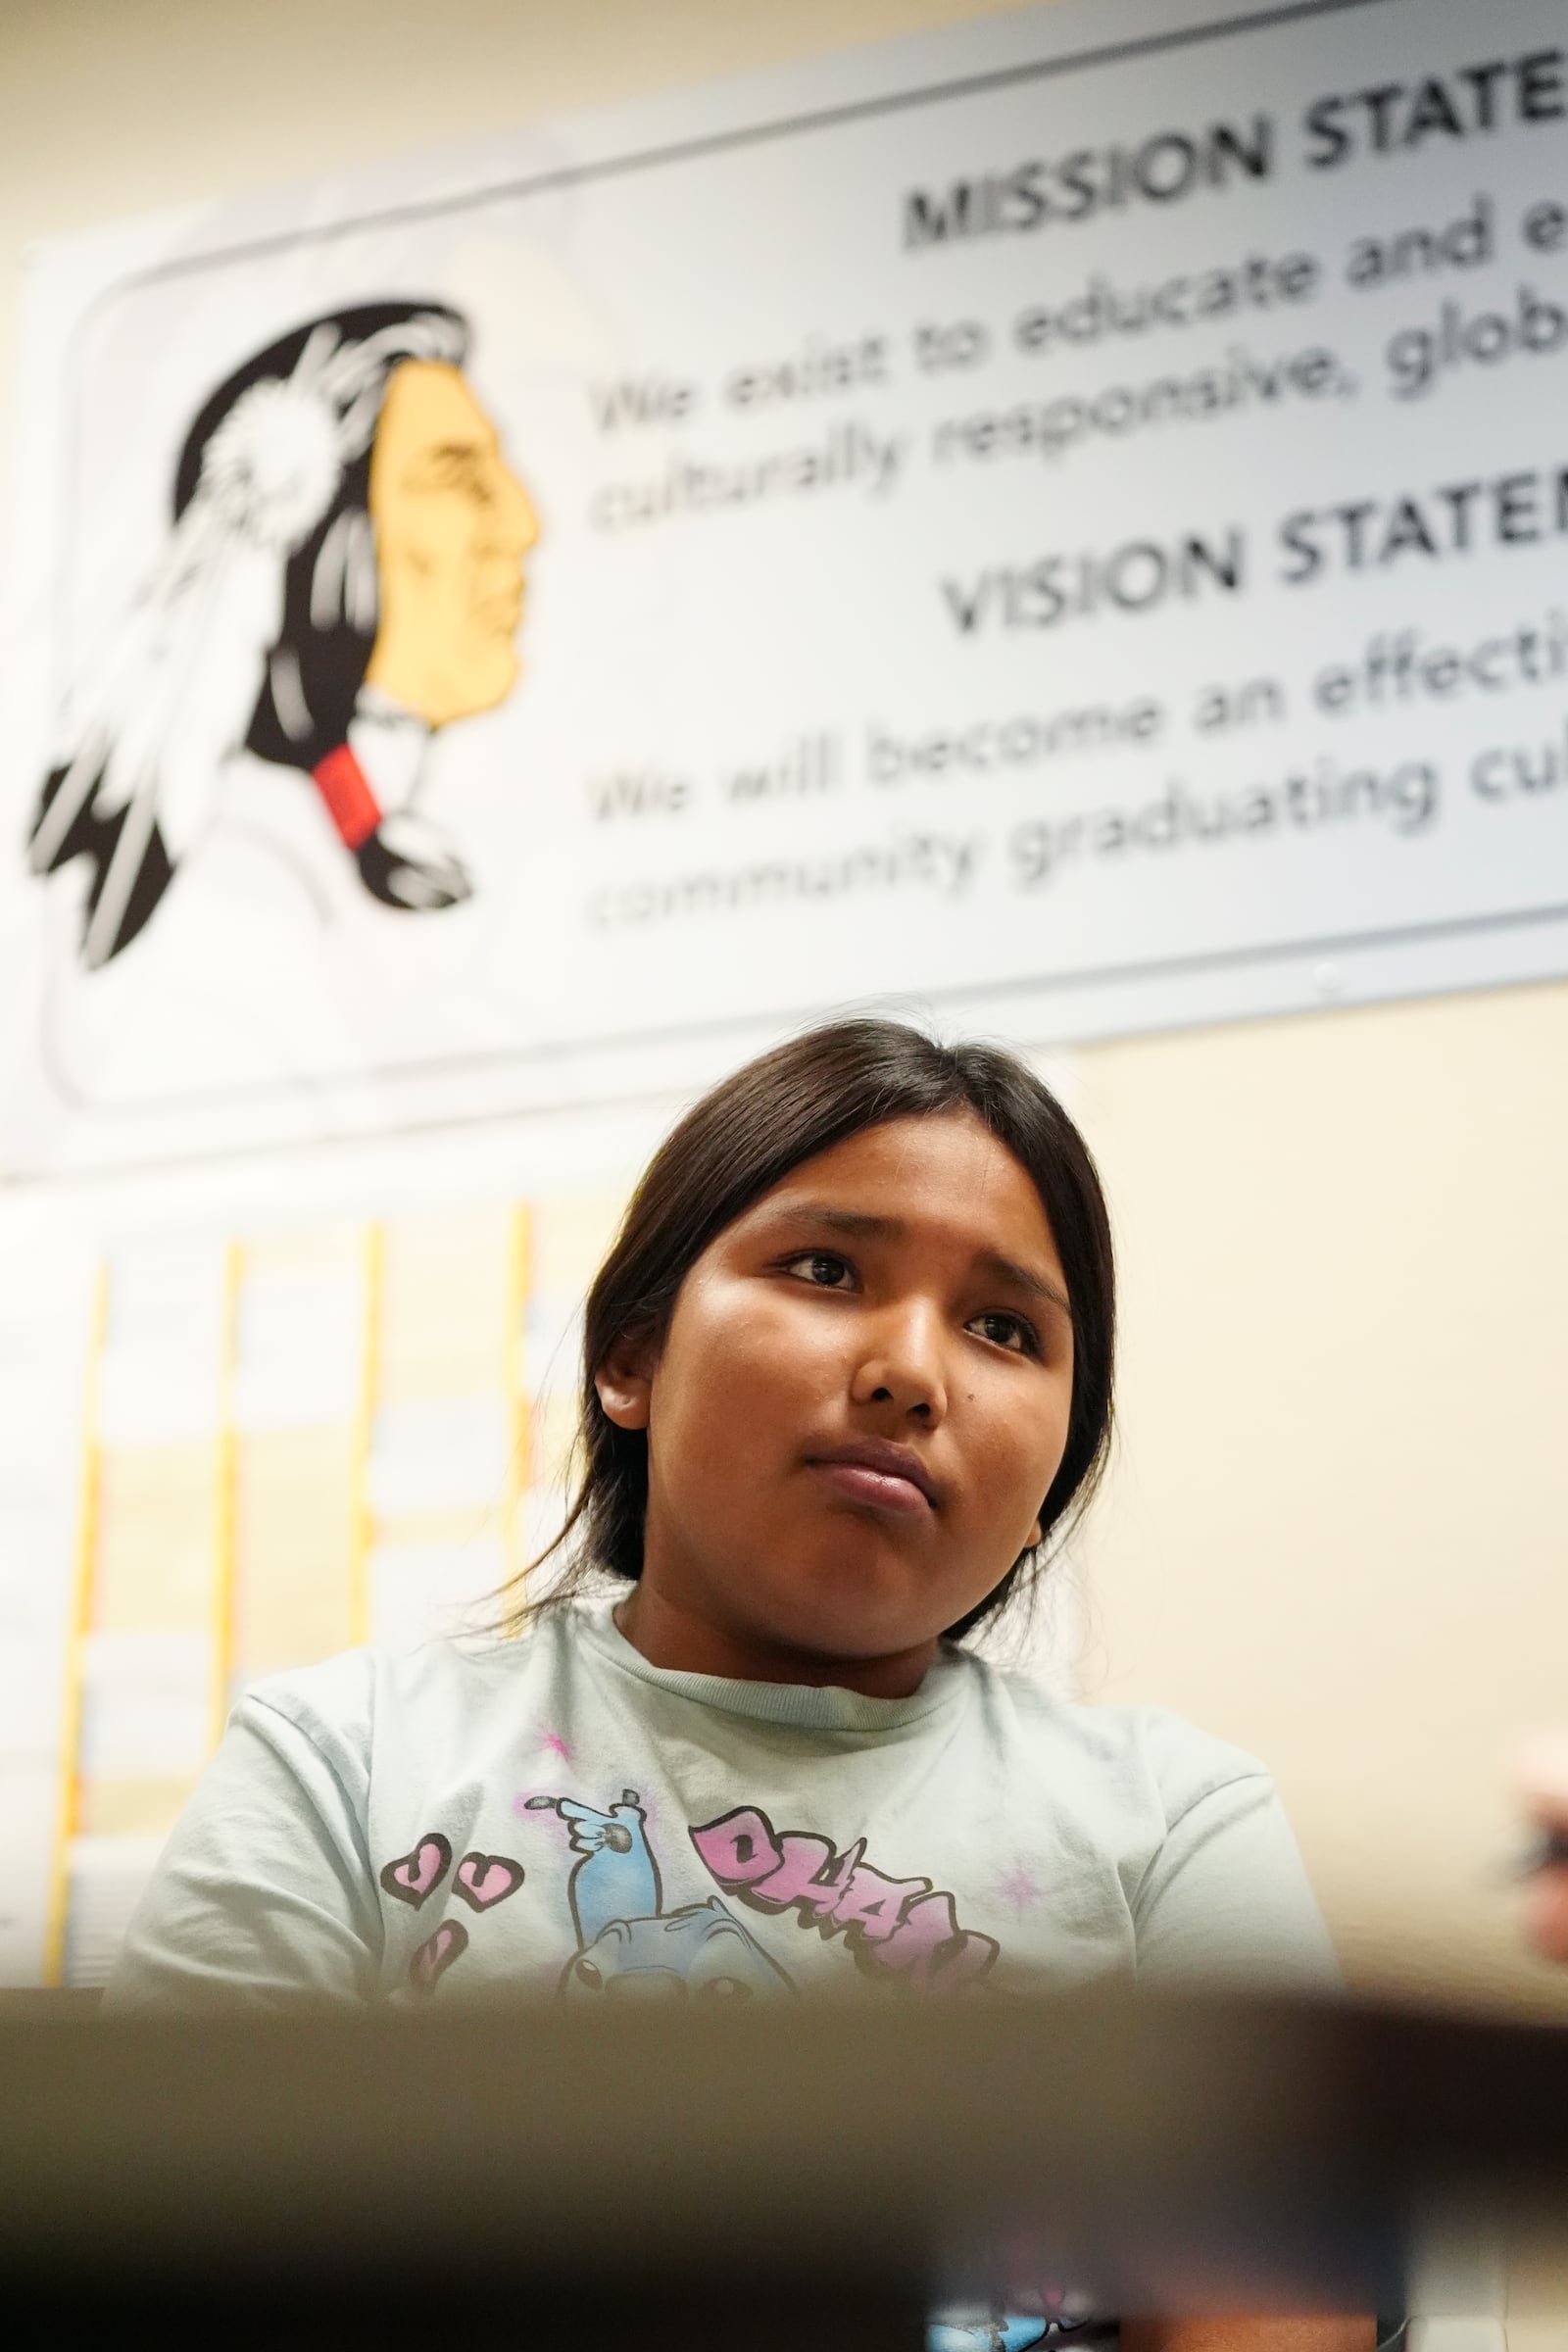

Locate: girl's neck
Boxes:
[612,1584,938,1701]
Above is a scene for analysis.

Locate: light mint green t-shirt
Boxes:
[107,1597,1338,2011]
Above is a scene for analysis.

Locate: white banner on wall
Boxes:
[5,0,1568,1168]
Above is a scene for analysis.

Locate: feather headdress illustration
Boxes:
[29,300,539,967]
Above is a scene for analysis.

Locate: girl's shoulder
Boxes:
[965,1650,1278,1826]
[233,1608,580,1768]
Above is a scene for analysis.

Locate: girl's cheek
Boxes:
[977,1381,1068,1489]
[750,1294,841,1377]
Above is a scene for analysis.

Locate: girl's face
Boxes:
[597,1111,1076,1679]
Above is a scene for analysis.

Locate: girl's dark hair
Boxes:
[518,1017,1115,1644]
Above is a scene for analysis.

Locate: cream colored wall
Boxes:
[3,0,1564,2009]
[0,0,1042,463]
[1075,985,1568,2010]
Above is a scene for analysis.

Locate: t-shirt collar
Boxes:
[576,1595,967,1734]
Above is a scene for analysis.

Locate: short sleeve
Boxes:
[1132,1765,1342,1990]
[104,1691,383,2012]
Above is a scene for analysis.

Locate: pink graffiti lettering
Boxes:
[830,1860,931,1945]
[690,1804,1001,1985]
[879,1890,999,1987]
[689,1806,784,1886]
[752,1833,843,1921]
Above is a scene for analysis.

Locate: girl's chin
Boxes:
[747,1572,965,1662]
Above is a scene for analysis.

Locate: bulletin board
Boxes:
[4,1187,624,1988]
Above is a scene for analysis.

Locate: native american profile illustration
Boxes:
[28,300,539,969]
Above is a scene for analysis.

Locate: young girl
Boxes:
[108,1019,1356,2349]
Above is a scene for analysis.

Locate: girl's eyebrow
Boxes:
[761,1202,896,1243]
[756,1202,1072,1321]
[973,1247,1072,1323]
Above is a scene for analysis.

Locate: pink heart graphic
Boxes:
[453,1851,525,1913]
[379,1832,452,1910]
[410,1918,468,1992]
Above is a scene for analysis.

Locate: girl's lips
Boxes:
[808,1459,934,1517]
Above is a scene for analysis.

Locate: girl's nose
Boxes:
[849,1302,948,1423]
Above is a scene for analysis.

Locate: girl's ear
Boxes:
[594,1327,658,1432]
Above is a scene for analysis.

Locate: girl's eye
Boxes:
[968,1309,1040,1356]
[783,1250,854,1290]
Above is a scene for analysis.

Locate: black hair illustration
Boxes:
[27,297,503,968]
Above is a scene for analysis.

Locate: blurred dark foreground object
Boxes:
[1,1990,1565,2348]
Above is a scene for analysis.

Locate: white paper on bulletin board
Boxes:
[5,0,1568,1170]
[0,1098,653,1985]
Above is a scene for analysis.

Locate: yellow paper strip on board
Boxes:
[348,1221,383,1648]
[92,1441,225,1630]
[233,1423,359,1676]
[76,1773,200,1841]
[504,1200,531,1615]
[377,1207,514,1403]
[209,1240,241,1750]
[43,1262,109,1987]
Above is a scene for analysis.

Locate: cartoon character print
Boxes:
[927,2322,1049,2352]
[525,1787,794,2004]
[376,1800,1094,2345]
[927,2282,1100,2349]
